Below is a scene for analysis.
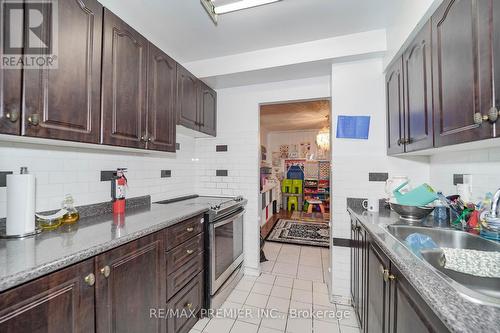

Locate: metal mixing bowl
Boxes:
[389,202,435,221]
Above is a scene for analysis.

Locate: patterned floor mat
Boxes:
[266,219,329,247]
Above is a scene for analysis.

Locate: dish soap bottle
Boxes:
[61,194,80,224]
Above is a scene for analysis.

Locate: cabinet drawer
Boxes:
[166,271,204,333]
[166,215,204,251]
[167,251,204,300]
[167,233,204,273]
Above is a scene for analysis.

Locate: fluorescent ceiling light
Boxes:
[214,0,281,14]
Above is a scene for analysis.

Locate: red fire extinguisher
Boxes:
[111,168,127,214]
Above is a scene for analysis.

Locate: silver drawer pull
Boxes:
[186,249,194,255]
[186,227,194,232]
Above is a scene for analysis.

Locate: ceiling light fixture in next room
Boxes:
[201,0,282,24]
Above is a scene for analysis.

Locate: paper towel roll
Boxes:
[6,173,36,236]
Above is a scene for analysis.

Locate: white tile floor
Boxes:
[190,243,361,333]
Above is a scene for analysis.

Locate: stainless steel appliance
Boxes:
[201,196,247,309]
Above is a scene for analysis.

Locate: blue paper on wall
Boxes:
[336,115,370,139]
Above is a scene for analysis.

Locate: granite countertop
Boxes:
[347,205,500,333]
[0,197,211,293]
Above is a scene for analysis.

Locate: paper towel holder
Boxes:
[1,166,41,239]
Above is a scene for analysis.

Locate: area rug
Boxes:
[267,219,329,247]
[290,211,330,223]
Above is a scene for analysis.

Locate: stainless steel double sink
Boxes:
[386,225,500,306]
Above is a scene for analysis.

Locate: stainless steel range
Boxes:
[199,196,247,309]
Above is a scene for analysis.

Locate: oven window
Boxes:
[214,214,244,280]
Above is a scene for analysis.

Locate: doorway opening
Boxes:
[259,99,331,276]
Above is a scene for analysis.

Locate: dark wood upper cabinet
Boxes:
[0,73,22,136]
[0,0,22,136]
[198,82,217,136]
[101,8,148,149]
[95,231,165,333]
[177,65,199,130]
[147,43,177,152]
[494,0,500,114]
[403,22,433,152]
[23,0,102,143]
[388,265,449,333]
[386,58,405,155]
[0,258,95,333]
[432,0,493,147]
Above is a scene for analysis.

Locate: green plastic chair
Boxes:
[288,196,298,211]
[292,179,303,194]
[282,179,293,193]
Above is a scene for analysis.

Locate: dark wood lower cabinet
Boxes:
[350,218,368,329]
[366,243,391,333]
[0,215,206,333]
[0,258,95,333]
[389,265,449,333]
[95,231,166,333]
[350,218,449,333]
[166,272,204,333]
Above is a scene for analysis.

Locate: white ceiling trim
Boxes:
[184,29,387,78]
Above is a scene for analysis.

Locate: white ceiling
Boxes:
[260,100,330,132]
[100,0,397,63]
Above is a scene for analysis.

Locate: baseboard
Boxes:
[244,266,260,277]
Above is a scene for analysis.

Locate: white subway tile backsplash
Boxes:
[430,148,500,201]
[0,134,197,217]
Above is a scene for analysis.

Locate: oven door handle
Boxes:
[212,209,245,228]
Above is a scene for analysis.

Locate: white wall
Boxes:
[330,58,430,298]
[430,148,500,201]
[195,76,331,276]
[267,130,329,161]
[0,134,197,218]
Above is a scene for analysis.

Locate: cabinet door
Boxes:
[176,65,199,130]
[358,224,368,332]
[367,243,391,333]
[432,0,493,147]
[388,265,449,333]
[0,259,95,333]
[166,271,204,333]
[101,9,148,148]
[403,22,433,152]
[147,43,176,152]
[350,218,357,309]
[95,232,165,333]
[0,0,22,135]
[21,0,102,142]
[386,58,405,155]
[494,0,500,115]
[198,82,217,136]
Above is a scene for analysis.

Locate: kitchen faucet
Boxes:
[485,188,500,224]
